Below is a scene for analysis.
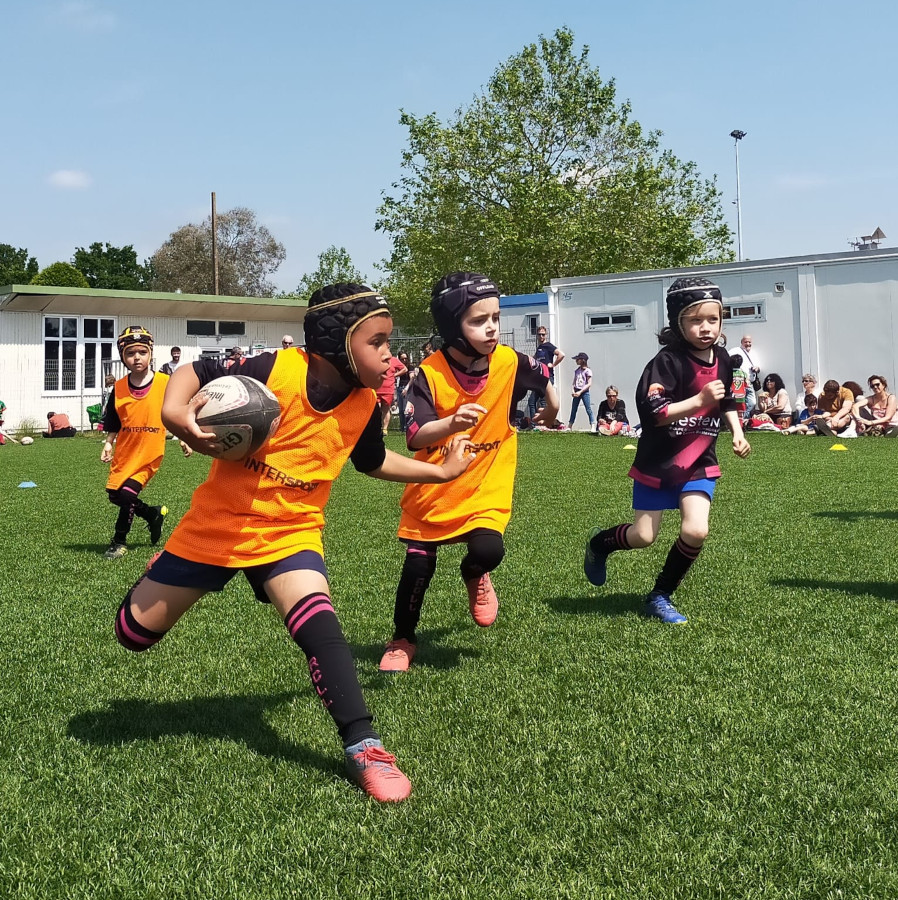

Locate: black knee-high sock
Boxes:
[653,537,702,595]
[459,529,505,582]
[392,544,437,642]
[284,593,376,748]
[110,487,153,544]
[589,524,634,555]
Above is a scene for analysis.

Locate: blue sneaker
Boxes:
[642,592,688,625]
[583,527,609,586]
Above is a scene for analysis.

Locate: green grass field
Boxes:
[2,432,897,899]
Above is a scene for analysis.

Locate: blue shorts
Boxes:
[146,549,328,603]
[633,478,717,511]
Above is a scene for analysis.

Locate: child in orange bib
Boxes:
[112,285,472,803]
[100,326,191,560]
[379,272,559,673]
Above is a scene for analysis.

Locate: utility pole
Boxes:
[211,191,219,295]
[730,130,746,261]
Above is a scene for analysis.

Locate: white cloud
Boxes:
[52,1,116,33]
[48,170,93,190]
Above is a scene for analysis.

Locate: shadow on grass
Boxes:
[813,511,898,521]
[354,626,479,681]
[774,578,898,602]
[546,592,643,617]
[63,542,156,554]
[68,691,336,775]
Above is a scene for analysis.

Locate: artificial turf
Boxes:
[1,431,897,898]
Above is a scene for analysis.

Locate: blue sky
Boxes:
[5,0,896,292]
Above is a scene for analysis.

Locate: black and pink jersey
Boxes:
[629,345,736,489]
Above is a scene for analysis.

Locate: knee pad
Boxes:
[463,531,505,575]
[114,589,166,652]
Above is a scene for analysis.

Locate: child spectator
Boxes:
[114,285,473,803]
[729,353,748,421]
[101,326,191,560]
[583,277,751,624]
[375,353,408,435]
[569,352,594,431]
[379,272,558,673]
[784,394,821,434]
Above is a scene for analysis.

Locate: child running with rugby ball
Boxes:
[379,272,559,672]
[113,285,473,802]
[583,277,751,624]
[101,326,191,560]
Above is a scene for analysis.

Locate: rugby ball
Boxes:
[193,374,281,461]
[20,436,34,445]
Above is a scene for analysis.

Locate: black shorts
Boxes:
[146,549,328,603]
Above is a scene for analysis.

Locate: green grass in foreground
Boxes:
[1,432,898,899]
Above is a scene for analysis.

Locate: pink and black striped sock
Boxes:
[589,524,634,555]
[115,595,166,652]
[284,593,376,748]
[653,537,703,595]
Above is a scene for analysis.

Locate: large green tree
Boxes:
[376,28,733,326]
[0,244,39,286]
[72,242,152,291]
[284,245,368,300]
[150,207,286,297]
[31,261,90,288]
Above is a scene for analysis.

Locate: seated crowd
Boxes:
[738,366,898,437]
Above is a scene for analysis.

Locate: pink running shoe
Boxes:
[466,572,498,627]
[379,638,416,672]
[344,739,412,802]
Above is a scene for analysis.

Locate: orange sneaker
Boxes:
[466,572,498,627]
[344,739,412,802]
[379,638,416,672]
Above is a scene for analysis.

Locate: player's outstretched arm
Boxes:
[369,434,475,483]
[407,403,486,450]
[161,365,220,456]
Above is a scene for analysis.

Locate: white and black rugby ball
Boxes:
[194,374,281,461]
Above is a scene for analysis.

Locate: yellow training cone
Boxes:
[624,444,637,449]
[830,443,847,451]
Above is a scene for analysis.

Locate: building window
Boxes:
[43,315,115,393]
[584,310,635,332]
[525,315,540,336]
[722,301,765,322]
[187,319,246,336]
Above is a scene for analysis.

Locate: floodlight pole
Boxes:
[730,130,746,261]
[211,191,220,295]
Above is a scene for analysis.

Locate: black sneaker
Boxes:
[148,505,168,545]
[104,541,127,560]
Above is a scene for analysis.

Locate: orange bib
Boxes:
[166,349,376,566]
[106,373,169,490]
[399,345,518,542]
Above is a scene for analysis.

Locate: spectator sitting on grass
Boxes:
[857,375,898,436]
[43,411,77,438]
[812,380,855,436]
[596,385,630,435]
[784,394,821,434]
[761,373,792,428]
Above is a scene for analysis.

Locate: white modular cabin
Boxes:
[547,247,898,413]
[0,285,308,432]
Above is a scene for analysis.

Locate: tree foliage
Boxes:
[0,244,39,286]
[284,246,367,300]
[376,28,733,325]
[150,207,286,297]
[72,242,153,291]
[30,261,90,288]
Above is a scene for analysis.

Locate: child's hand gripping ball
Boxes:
[192,375,281,461]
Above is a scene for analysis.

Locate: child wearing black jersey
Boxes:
[583,277,751,624]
